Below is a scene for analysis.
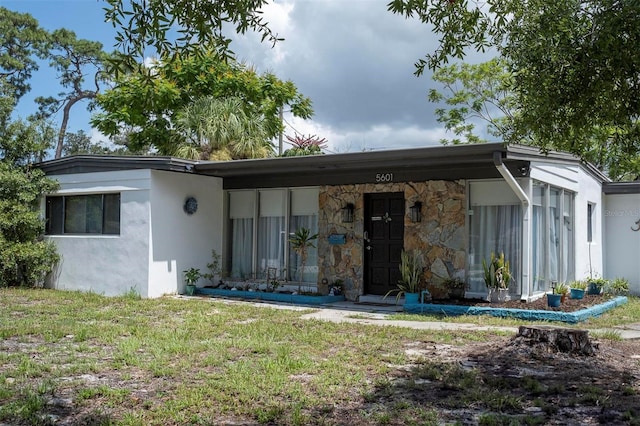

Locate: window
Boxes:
[468,181,522,294]
[46,194,120,235]
[587,203,595,243]
[227,188,319,282]
[531,182,574,291]
[229,191,255,279]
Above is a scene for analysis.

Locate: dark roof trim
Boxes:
[195,143,509,177]
[36,143,609,188]
[36,155,198,175]
[603,181,640,194]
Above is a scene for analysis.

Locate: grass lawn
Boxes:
[1,289,639,425]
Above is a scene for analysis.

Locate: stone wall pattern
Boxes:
[318,181,466,300]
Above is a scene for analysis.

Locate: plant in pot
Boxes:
[569,280,587,299]
[443,277,468,300]
[183,267,201,296]
[289,227,318,282]
[587,277,608,295]
[482,252,512,302]
[385,249,425,304]
[555,282,570,303]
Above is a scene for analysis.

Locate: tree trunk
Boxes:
[516,325,597,356]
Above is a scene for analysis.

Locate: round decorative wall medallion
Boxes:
[183,196,198,215]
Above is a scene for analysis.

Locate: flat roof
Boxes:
[36,142,612,189]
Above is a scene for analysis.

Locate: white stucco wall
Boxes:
[148,171,223,297]
[530,162,604,282]
[45,169,152,297]
[604,194,640,293]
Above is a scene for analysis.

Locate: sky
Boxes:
[4,0,485,154]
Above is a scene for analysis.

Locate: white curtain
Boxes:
[231,219,253,279]
[258,217,285,279]
[469,205,522,294]
[532,205,546,292]
[562,192,574,282]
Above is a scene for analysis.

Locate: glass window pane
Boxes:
[229,191,255,278]
[231,218,254,279]
[563,192,574,282]
[549,188,561,282]
[258,190,286,279]
[468,205,521,294]
[65,195,102,234]
[289,189,319,283]
[45,197,63,235]
[103,194,120,235]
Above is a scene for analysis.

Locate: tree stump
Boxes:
[516,325,598,356]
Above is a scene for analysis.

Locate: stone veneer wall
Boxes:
[318,181,466,301]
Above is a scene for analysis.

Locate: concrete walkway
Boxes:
[187,296,640,340]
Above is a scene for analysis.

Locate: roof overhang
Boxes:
[36,143,608,190]
[36,155,198,175]
[603,181,640,194]
[196,142,532,189]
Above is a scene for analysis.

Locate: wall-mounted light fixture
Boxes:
[409,201,422,223]
[341,203,354,223]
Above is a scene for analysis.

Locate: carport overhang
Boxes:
[196,143,537,189]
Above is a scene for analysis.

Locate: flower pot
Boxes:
[588,282,602,295]
[570,288,585,299]
[488,288,509,303]
[560,293,567,303]
[185,284,196,296]
[547,293,561,307]
[404,292,420,305]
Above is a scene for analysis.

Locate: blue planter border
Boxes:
[194,287,346,306]
[403,296,628,323]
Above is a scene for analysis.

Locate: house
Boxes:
[37,142,640,299]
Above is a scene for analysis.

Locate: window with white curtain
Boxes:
[258,189,286,279]
[229,191,254,279]
[228,188,319,283]
[531,181,575,292]
[289,188,319,283]
[532,184,546,292]
[468,181,522,294]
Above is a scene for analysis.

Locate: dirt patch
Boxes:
[364,333,640,425]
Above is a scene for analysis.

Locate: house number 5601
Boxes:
[375,173,394,182]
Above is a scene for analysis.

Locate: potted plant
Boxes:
[289,227,318,282]
[555,282,570,303]
[482,252,512,302]
[587,277,608,295]
[330,279,344,296]
[385,249,424,304]
[569,280,587,299]
[546,282,562,307]
[183,267,201,296]
[443,277,468,300]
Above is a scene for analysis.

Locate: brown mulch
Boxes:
[428,293,612,312]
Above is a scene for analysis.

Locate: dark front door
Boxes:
[364,192,405,295]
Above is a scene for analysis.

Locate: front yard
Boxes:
[1,288,640,425]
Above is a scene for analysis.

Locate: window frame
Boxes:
[45,193,121,236]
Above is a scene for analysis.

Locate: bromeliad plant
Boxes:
[289,227,318,282]
[385,249,425,303]
[482,252,512,290]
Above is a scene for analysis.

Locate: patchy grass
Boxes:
[1,288,639,425]
[0,288,501,425]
